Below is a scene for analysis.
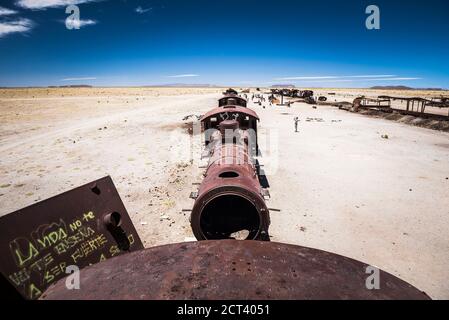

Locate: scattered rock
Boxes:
[231,230,250,240]
[160,215,170,221]
[306,117,324,122]
[182,114,200,121]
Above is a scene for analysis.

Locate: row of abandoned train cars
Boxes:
[0,90,430,300]
[266,87,449,119]
[352,95,449,119]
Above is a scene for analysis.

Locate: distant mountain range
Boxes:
[271,84,295,88]
[48,85,93,88]
[144,83,221,88]
[0,84,446,90]
[370,85,446,91]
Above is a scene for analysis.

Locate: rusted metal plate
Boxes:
[41,240,430,300]
[0,176,143,300]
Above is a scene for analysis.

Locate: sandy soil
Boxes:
[0,87,448,299]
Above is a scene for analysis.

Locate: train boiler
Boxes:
[190,94,270,241]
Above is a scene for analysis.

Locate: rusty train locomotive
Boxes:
[190,93,270,241]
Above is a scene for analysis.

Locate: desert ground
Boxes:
[0,87,448,299]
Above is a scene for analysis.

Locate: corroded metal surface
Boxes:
[191,112,269,240]
[201,106,259,121]
[218,96,247,108]
[0,176,143,300]
[223,88,238,96]
[40,240,430,300]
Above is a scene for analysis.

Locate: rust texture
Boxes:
[218,95,247,108]
[201,106,259,122]
[40,240,430,300]
[223,88,239,96]
[191,94,269,240]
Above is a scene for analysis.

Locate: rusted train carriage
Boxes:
[190,96,269,241]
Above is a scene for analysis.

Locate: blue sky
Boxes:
[0,0,448,88]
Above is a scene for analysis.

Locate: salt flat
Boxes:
[0,87,448,299]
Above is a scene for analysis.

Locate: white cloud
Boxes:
[274,75,398,81]
[365,77,421,81]
[65,18,97,28]
[289,77,421,83]
[61,77,97,81]
[0,18,33,38]
[0,6,18,16]
[16,0,99,10]
[275,76,339,80]
[135,6,152,14]
[167,74,200,78]
[305,79,355,83]
[346,75,397,78]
